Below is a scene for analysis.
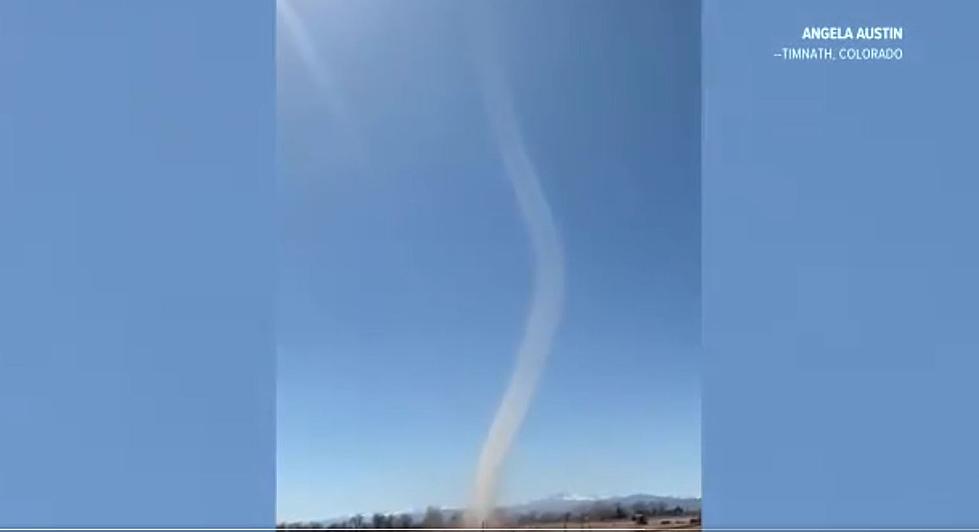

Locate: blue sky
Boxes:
[276,0,701,521]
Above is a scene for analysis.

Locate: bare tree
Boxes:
[422,507,444,528]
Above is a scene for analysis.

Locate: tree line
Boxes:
[278,500,700,529]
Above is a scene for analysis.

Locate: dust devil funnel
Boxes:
[467,31,566,527]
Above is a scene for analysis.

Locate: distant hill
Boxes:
[510,492,701,516]
[296,492,701,528]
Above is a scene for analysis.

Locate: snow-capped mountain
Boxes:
[506,492,599,515]
[509,492,700,516]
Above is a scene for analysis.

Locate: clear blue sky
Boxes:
[277,0,701,521]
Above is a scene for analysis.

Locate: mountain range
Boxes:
[508,492,701,516]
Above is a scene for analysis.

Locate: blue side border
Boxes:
[0,1,276,527]
[703,0,979,527]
